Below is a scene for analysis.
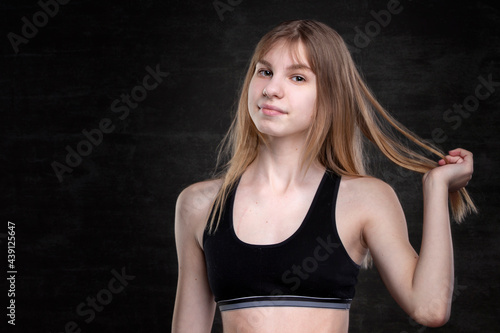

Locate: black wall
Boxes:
[2,0,499,332]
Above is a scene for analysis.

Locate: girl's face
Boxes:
[247,41,317,141]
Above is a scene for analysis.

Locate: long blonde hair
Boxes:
[208,20,476,241]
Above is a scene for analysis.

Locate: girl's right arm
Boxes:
[172,181,220,333]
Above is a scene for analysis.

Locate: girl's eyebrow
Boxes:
[257,59,312,72]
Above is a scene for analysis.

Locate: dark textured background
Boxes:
[1,0,499,332]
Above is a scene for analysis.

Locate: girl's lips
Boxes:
[259,104,287,116]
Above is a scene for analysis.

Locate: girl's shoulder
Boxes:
[176,178,223,223]
[340,174,396,198]
[338,175,407,253]
[338,174,402,222]
[175,179,223,246]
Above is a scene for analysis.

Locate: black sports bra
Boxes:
[203,170,360,311]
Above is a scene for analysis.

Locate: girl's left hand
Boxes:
[424,148,474,192]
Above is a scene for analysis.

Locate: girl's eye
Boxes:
[258,69,272,77]
[292,75,305,82]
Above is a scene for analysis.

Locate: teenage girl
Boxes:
[172,20,476,333]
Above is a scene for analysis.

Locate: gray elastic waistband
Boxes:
[218,295,352,312]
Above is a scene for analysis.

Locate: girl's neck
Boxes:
[244,135,325,192]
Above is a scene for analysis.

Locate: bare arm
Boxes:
[172,181,220,333]
[362,148,473,327]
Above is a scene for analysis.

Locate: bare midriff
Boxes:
[220,306,349,333]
